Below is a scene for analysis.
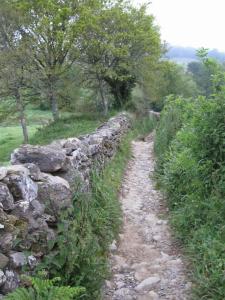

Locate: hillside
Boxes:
[167,46,225,64]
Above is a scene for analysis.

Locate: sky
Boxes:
[133,0,225,51]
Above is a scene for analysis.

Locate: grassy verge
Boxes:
[155,96,225,299]
[36,115,156,299]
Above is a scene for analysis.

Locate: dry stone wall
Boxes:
[0,113,130,296]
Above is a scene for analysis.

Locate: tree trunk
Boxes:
[50,93,59,122]
[114,84,123,109]
[48,76,59,121]
[99,79,108,116]
[15,88,29,144]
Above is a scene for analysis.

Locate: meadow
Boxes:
[0,105,103,165]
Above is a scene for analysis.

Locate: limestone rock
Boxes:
[6,165,30,177]
[114,288,135,299]
[148,291,159,299]
[0,183,14,211]
[0,254,9,269]
[88,144,100,156]
[11,200,31,219]
[48,139,66,151]
[11,145,67,173]
[0,168,7,180]
[63,138,84,155]
[0,271,6,287]
[3,173,38,203]
[28,226,56,253]
[0,233,14,254]
[0,210,18,233]
[9,252,27,268]
[17,217,56,253]
[109,240,117,252]
[30,200,45,219]
[23,163,41,181]
[37,173,71,215]
[27,255,37,270]
[1,270,20,294]
[135,277,161,292]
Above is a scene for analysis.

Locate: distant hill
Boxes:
[166,46,225,64]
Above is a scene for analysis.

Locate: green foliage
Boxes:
[5,277,85,300]
[155,94,225,299]
[188,48,225,97]
[132,115,158,139]
[141,59,198,111]
[81,2,162,109]
[0,1,33,143]
[125,85,148,115]
[154,95,193,165]
[15,0,87,117]
[187,61,212,96]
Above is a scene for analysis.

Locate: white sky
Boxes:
[133,0,225,51]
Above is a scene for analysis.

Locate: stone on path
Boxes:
[135,276,161,292]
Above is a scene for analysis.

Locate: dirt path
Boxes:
[103,134,191,300]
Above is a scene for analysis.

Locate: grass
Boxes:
[0,107,104,165]
[0,125,38,165]
[30,114,104,145]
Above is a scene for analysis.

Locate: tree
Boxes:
[188,48,225,97]
[0,1,31,143]
[141,60,198,111]
[15,0,100,121]
[80,3,162,111]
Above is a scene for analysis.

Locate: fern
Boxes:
[5,277,86,300]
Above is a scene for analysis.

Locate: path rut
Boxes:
[103,134,191,300]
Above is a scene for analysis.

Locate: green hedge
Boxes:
[155,95,225,299]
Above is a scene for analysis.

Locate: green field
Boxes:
[0,125,38,165]
[0,106,103,165]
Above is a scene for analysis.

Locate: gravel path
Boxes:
[103,134,191,300]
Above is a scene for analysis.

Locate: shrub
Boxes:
[154,95,194,166]
[155,95,225,299]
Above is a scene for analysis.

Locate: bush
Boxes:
[155,95,225,299]
[154,95,194,166]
